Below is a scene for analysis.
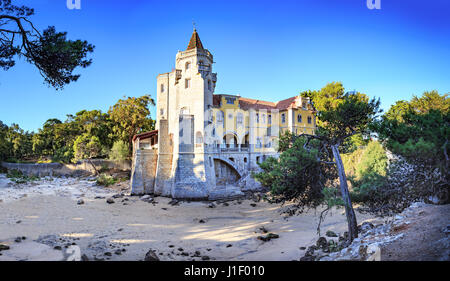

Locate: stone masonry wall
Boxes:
[130,149,158,195]
[1,159,131,177]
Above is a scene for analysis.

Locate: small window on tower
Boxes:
[160,84,164,93]
[208,80,212,91]
[308,116,312,124]
[185,62,190,70]
[185,79,190,89]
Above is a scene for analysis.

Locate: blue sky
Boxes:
[1,0,449,132]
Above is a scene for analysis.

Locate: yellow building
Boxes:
[211,94,316,154]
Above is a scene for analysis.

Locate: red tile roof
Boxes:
[213,95,299,111]
[186,29,204,50]
[213,95,222,107]
[132,130,158,142]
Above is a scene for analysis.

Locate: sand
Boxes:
[0,174,378,261]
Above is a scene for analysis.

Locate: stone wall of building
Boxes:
[130,149,158,195]
[154,119,174,196]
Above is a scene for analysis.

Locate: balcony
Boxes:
[175,69,182,84]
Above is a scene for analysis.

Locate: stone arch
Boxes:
[213,158,242,186]
[222,132,238,148]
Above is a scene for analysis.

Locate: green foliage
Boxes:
[52,146,74,163]
[0,121,9,161]
[349,173,386,203]
[321,187,344,207]
[73,134,102,161]
[374,91,449,168]
[356,141,388,178]
[109,95,156,155]
[96,173,117,187]
[1,1,95,89]
[0,121,33,161]
[0,94,155,164]
[6,169,39,184]
[109,140,129,161]
[253,134,325,211]
[342,133,369,153]
[410,90,449,114]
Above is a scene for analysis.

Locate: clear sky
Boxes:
[1,0,449,132]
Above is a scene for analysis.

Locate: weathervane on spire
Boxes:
[192,20,196,31]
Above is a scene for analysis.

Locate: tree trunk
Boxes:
[87,158,100,176]
[331,144,358,243]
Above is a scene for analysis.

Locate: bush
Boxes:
[6,169,39,183]
[109,140,129,161]
[356,141,388,179]
[96,173,117,187]
[253,134,327,212]
[341,141,387,180]
[53,146,74,163]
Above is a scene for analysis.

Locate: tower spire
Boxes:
[186,27,204,50]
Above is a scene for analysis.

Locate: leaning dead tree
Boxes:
[0,0,94,89]
[255,86,381,243]
[300,87,382,242]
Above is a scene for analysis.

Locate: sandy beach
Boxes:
[0,174,380,261]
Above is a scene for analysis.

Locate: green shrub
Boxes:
[109,140,129,161]
[253,134,326,211]
[96,173,117,187]
[6,169,39,183]
[356,141,388,179]
[53,146,74,163]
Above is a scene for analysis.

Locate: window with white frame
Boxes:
[237,112,243,126]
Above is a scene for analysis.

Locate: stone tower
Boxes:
[154,29,218,199]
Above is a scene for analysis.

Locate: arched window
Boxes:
[185,62,190,70]
[297,114,302,123]
[196,132,203,144]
